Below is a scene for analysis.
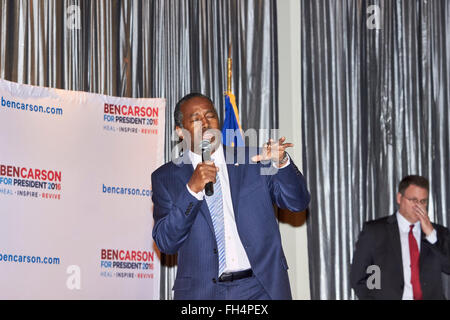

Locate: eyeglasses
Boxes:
[403,197,428,206]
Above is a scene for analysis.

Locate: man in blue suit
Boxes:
[151,93,310,299]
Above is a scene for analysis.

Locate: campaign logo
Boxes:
[103,103,160,136]
[100,249,155,280]
[0,164,62,200]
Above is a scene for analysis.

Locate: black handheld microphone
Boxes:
[200,139,214,196]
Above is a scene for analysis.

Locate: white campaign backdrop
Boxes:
[0,79,164,299]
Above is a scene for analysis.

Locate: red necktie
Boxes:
[409,224,423,300]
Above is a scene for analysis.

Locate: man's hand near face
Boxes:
[413,203,434,236]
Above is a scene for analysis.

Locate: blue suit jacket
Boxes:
[151,147,310,299]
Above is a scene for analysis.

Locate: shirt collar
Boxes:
[188,144,225,169]
[396,211,420,233]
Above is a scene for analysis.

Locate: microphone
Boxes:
[200,139,214,196]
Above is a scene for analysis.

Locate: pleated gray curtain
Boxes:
[302,0,450,299]
[0,0,278,299]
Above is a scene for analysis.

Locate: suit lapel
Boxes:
[224,146,243,220]
[227,163,242,219]
[419,231,432,297]
[175,160,194,185]
[199,202,215,235]
[174,159,215,235]
[419,230,431,267]
[387,214,405,290]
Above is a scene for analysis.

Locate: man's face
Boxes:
[396,184,429,224]
[176,96,220,154]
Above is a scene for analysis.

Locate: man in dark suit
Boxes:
[151,93,310,299]
[350,175,450,299]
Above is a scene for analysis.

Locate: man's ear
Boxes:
[176,126,184,141]
[396,192,402,205]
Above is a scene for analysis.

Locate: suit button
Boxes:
[213,248,218,254]
[212,278,217,283]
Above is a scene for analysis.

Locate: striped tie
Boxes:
[205,175,226,276]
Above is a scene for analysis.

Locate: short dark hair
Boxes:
[174,93,214,128]
[398,175,429,195]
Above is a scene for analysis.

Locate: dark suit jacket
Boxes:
[151,147,310,299]
[350,214,450,300]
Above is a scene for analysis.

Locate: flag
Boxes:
[222,92,244,147]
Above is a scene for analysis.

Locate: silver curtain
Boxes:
[0,0,278,299]
[302,0,450,299]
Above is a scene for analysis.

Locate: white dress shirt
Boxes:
[396,211,437,300]
[185,145,290,274]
